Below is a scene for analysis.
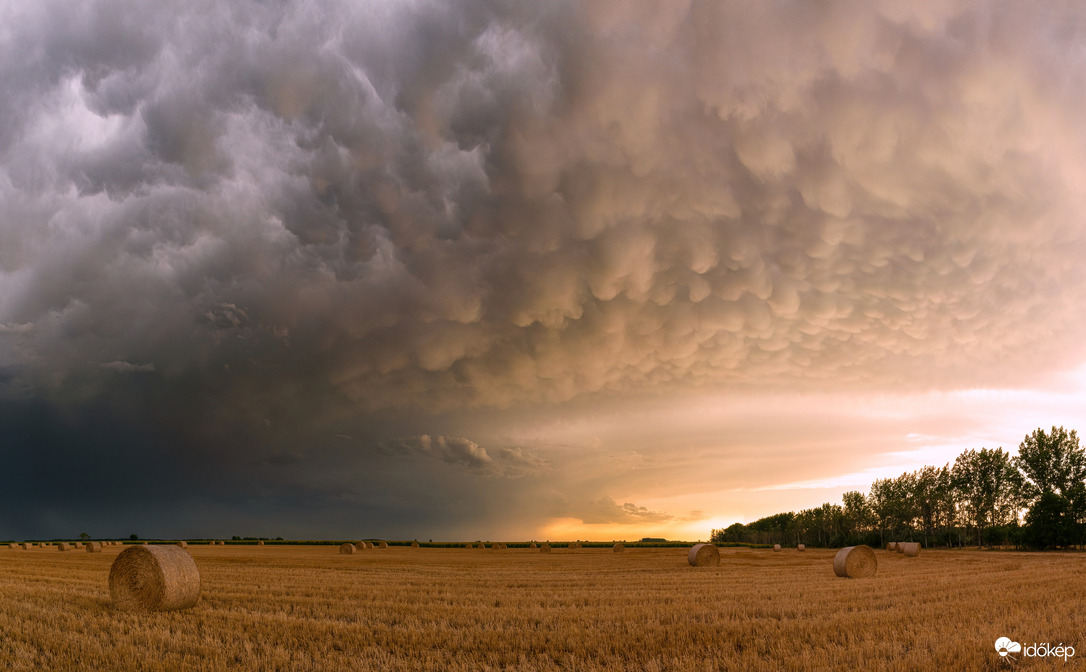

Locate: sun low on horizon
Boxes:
[2,0,1086,543]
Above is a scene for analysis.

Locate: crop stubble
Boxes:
[0,545,1083,671]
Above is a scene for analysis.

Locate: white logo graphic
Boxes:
[995,637,1021,659]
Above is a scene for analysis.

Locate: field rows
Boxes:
[1,545,1084,671]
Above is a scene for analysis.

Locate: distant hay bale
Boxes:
[177,541,188,548]
[569,542,582,550]
[339,542,356,554]
[378,541,388,549]
[902,542,921,557]
[411,542,420,548]
[465,543,474,549]
[688,543,720,567]
[833,545,877,578]
[797,544,806,551]
[354,542,366,551]
[540,543,551,553]
[478,543,487,550]
[58,542,70,552]
[109,545,200,612]
[773,544,782,552]
[613,543,625,553]
[257,541,264,546]
[20,543,30,550]
[529,543,537,549]
[86,542,103,553]
[7,543,15,550]
[886,542,897,551]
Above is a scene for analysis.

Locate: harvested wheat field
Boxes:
[0,545,1083,671]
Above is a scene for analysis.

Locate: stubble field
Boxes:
[0,543,1083,671]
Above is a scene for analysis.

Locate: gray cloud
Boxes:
[2,0,1086,538]
[383,434,546,478]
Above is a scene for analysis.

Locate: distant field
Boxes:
[1,544,1083,671]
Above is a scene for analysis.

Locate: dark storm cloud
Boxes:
[2,0,1086,538]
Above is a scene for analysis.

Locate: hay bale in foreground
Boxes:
[86,542,102,553]
[109,545,200,612]
[797,544,806,551]
[902,542,921,557]
[833,545,877,578]
[540,543,551,553]
[886,542,897,551]
[613,543,625,553]
[58,542,70,552]
[773,544,782,552]
[688,543,720,567]
[177,541,188,548]
[339,542,356,554]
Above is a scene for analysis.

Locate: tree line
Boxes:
[710,426,1086,550]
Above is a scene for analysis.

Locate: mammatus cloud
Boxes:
[3,0,1085,415]
[2,0,1086,538]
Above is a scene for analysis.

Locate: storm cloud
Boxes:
[2,0,1086,540]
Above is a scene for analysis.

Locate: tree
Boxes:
[842,490,873,544]
[1023,492,1078,549]
[952,448,1023,547]
[79,532,90,541]
[1015,426,1086,500]
[911,466,943,547]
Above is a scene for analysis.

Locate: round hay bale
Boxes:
[833,545,877,578]
[478,543,487,550]
[257,541,264,546]
[688,543,720,567]
[86,542,102,553]
[539,543,551,553]
[7,543,15,550]
[58,542,70,552]
[902,542,921,557]
[378,541,388,549]
[411,542,420,548]
[354,542,366,551]
[464,543,474,549]
[613,543,625,553]
[529,543,537,549]
[20,543,30,550]
[109,545,200,612]
[886,542,897,551]
[773,544,782,552]
[177,541,188,548]
[339,542,356,554]
[569,542,582,550]
[797,544,806,551]
[896,543,905,554]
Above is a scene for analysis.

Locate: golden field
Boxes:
[0,544,1083,671]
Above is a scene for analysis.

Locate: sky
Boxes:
[2,0,1086,542]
